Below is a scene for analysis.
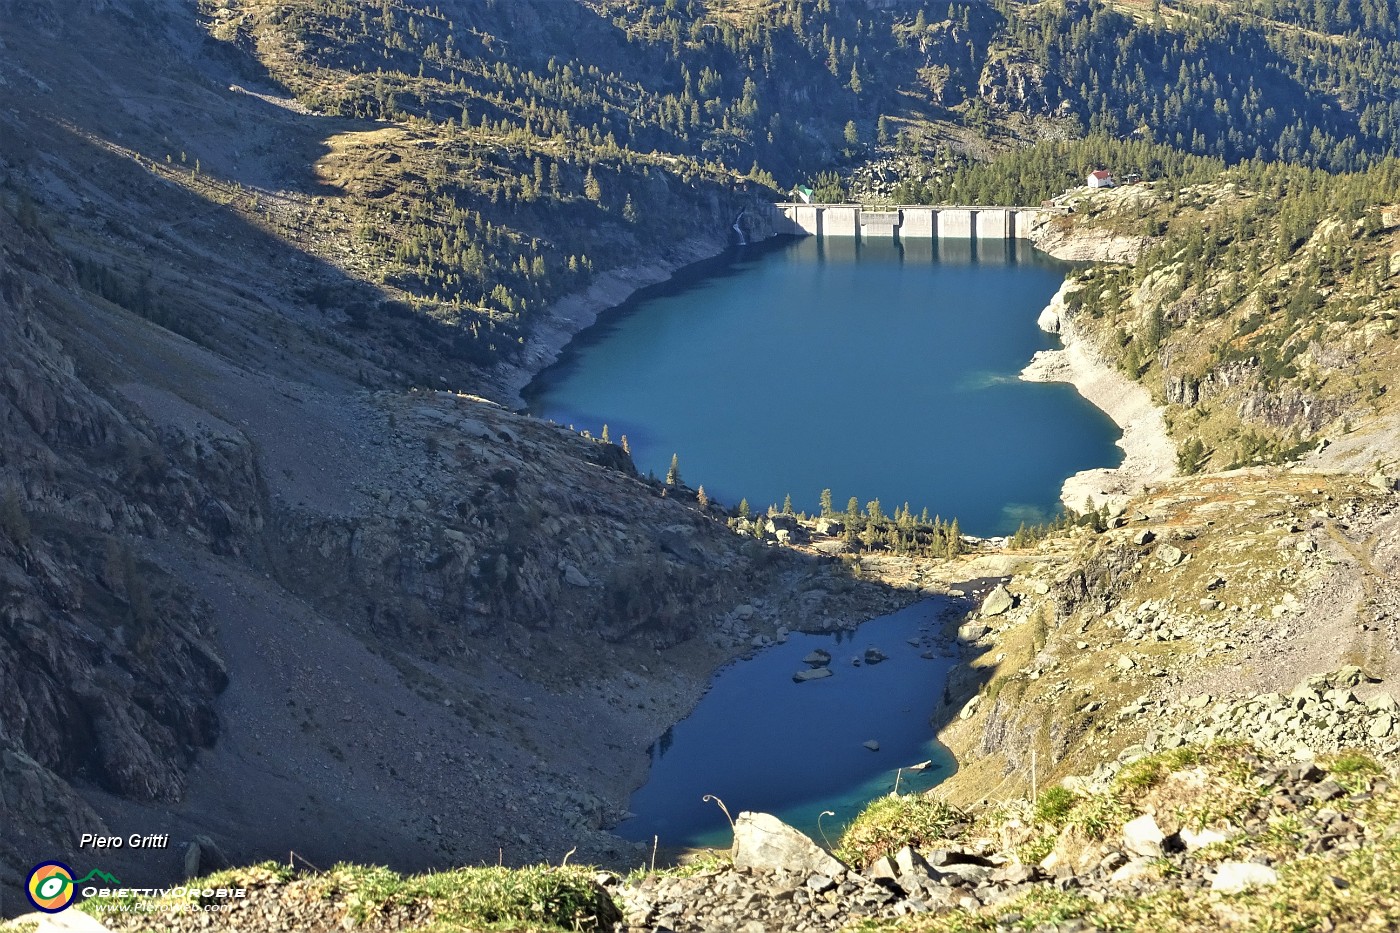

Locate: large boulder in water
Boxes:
[793,668,833,683]
[732,812,848,877]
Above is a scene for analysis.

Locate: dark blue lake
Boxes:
[615,599,961,848]
[525,234,1122,537]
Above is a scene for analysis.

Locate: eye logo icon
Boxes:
[25,863,120,913]
[26,862,76,913]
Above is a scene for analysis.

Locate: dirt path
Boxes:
[1325,508,1400,679]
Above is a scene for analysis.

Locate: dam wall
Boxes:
[771,203,1065,241]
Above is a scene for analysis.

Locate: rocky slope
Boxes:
[931,468,1400,805]
[13,737,1399,932]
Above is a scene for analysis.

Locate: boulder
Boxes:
[958,621,990,642]
[815,519,845,537]
[1122,814,1165,857]
[893,845,934,881]
[864,855,901,887]
[1333,665,1373,688]
[562,564,591,587]
[864,647,887,664]
[766,514,801,537]
[1211,861,1278,894]
[1179,826,1229,851]
[1131,529,1155,546]
[5,912,115,932]
[731,812,848,878]
[793,668,833,683]
[184,834,230,879]
[863,740,880,751]
[1108,857,1158,886]
[802,649,832,667]
[980,584,1015,617]
[1154,544,1184,567]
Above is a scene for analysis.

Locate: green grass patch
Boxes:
[1032,786,1079,828]
[312,863,617,931]
[1113,746,1202,795]
[835,794,962,868]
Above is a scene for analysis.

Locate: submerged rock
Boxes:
[793,668,833,683]
[803,649,832,667]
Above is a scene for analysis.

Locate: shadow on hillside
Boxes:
[0,0,1008,889]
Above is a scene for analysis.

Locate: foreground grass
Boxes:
[76,861,616,932]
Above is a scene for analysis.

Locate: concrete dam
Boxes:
[770,203,1066,241]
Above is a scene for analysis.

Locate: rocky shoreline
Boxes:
[490,209,781,410]
[1020,279,1177,514]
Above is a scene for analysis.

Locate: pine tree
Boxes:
[819,488,834,517]
[697,486,709,508]
[945,518,962,557]
[600,424,610,444]
[666,453,681,485]
[782,494,794,515]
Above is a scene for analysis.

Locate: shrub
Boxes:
[835,794,961,868]
[1034,786,1079,828]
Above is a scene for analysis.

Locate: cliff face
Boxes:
[0,208,246,900]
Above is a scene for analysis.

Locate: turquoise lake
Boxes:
[524,234,1123,537]
[523,233,1124,849]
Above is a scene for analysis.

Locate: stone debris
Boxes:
[1210,861,1279,894]
[980,584,1016,617]
[731,813,848,878]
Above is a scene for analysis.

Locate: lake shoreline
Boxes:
[489,231,766,410]
[1020,280,1177,514]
